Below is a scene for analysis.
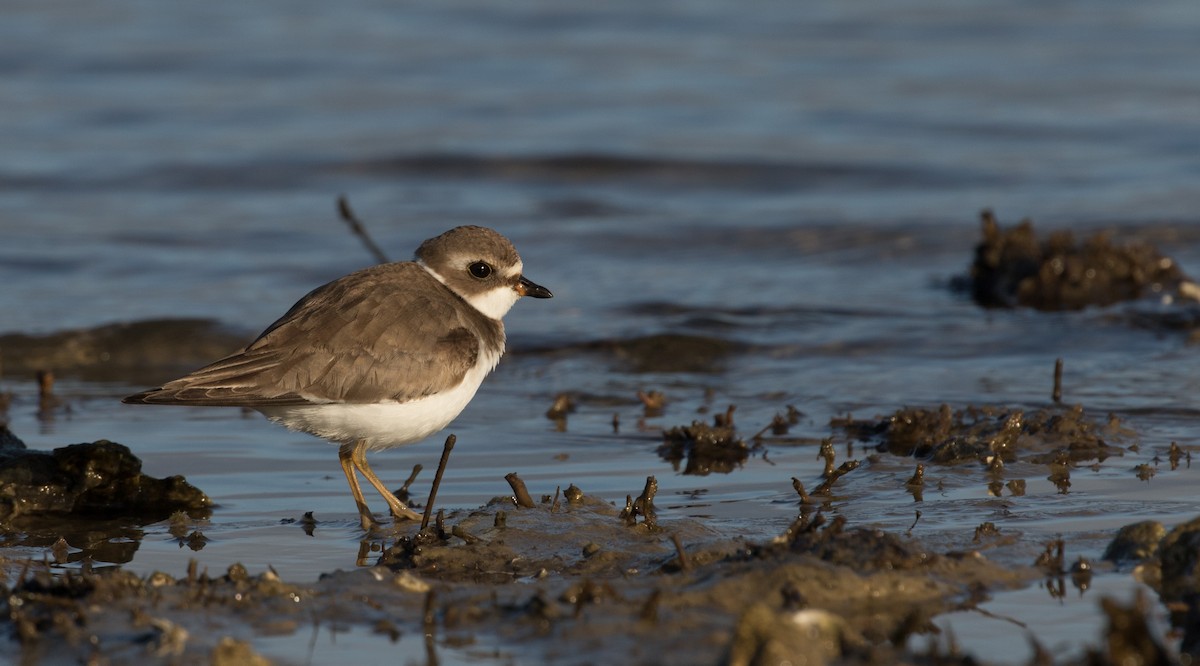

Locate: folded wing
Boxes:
[123,264,484,407]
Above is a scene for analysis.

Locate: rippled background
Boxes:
[3,1,1200,662]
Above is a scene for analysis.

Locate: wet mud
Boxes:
[0,403,1190,665]
[0,483,1037,665]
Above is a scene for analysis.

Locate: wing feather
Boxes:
[124,263,497,407]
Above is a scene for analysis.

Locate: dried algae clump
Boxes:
[836,403,1125,466]
[966,210,1195,311]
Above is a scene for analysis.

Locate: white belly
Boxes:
[258,356,494,450]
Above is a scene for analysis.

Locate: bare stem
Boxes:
[337,194,390,264]
[421,434,456,530]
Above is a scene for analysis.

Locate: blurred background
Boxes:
[2,1,1198,334]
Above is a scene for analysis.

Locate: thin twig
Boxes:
[671,534,691,571]
[421,434,456,530]
[1052,357,1064,404]
[337,195,390,264]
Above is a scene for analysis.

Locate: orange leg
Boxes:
[338,442,378,530]
[350,440,420,521]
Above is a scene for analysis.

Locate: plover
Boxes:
[124,225,552,529]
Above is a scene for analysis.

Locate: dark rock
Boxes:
[0,425,210,523]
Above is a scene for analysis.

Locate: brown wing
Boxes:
[123,263,487,407]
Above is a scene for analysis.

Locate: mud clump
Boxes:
[964,210,1197,311]
[835,403,1125,466]
[1103,516,1200,658]
[1154,516,1200,605]
[1103,520,1166,565]
[0,484,1162,665]
[751,513,931,571]
[659,418,751,475]
[0,424,210,523]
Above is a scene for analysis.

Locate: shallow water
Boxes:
[3,0,1200,662]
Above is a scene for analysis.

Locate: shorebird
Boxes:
[124,225,552,529]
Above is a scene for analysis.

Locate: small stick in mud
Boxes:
[750,412,791,441]
[637,390,666,417]
[451,524,481,544]
[505,472,537,508]
[906,464,925,487]
[1169,442,1185,470]
[435,509,447,539]
[620,476,659,526]
[36,370,64,420]
[546,393,573,417]
[791,477,813,505]
[907,510,922,535]
[1035,538,1067,574]
[714,404,736,428]
[812,460,860,495]
[671,534,691,571]
[639,589,662,623]
[1052,357,1064,404]
[634,476,658,525]
[336,195,390,264]
[818,438,836,477]
[421,434,456,530]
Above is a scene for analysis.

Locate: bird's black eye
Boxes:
[468,261,493,279]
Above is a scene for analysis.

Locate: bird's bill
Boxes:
[516,276,553,299]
